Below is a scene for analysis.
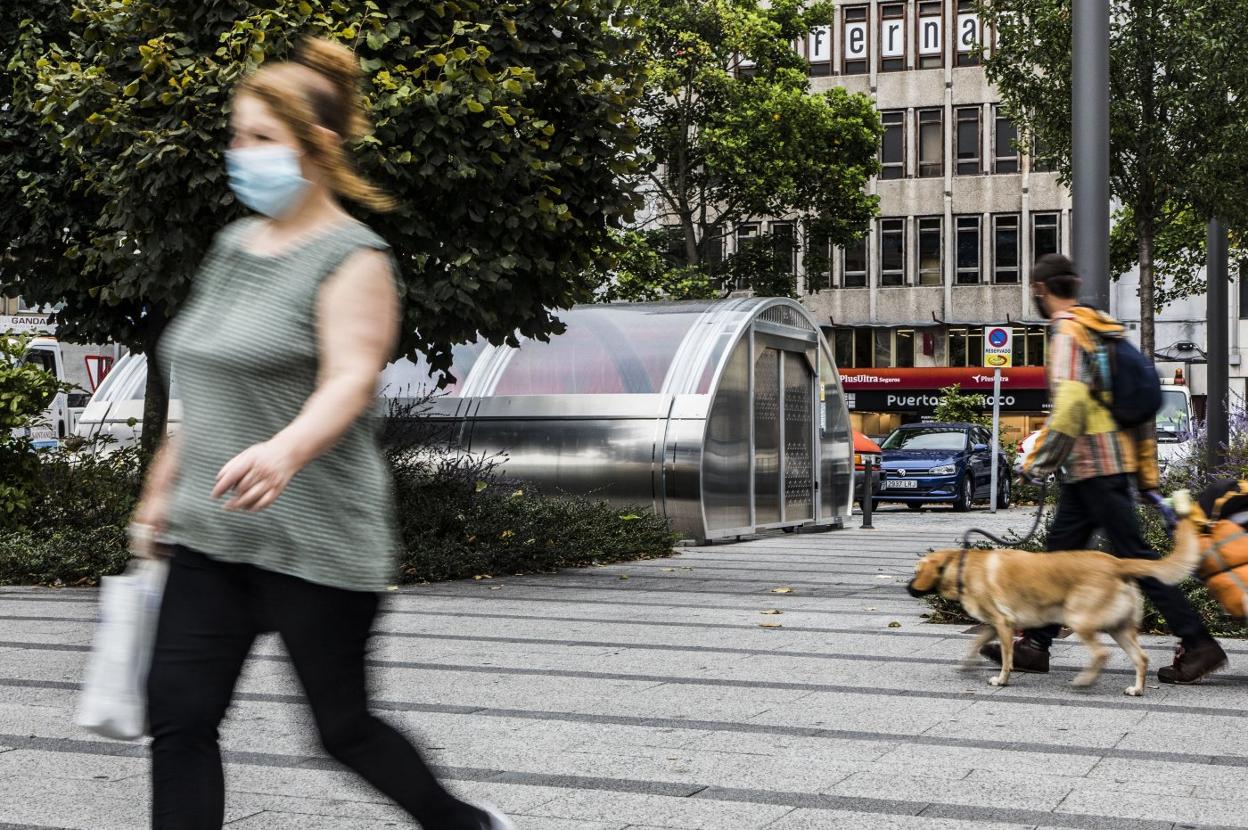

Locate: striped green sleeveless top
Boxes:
[160,218,400,592]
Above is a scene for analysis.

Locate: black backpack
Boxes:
[1087,333,1162,428]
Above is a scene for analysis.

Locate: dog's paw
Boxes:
[1071,672,1098,688]
[1169,489,1192,518]
[988,675,1008,687]
[1123,685,1144,697]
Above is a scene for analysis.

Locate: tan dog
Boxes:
[907,491,1203,696]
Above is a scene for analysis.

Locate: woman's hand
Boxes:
[213,439,302,512]
[129,495,170,559]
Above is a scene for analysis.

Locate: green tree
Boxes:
[1110,203,1247,312]
[0,0,643,452]
[933,384,989,427]
[981,0,1248,356]
[597,230,720,303]
[0,333,73,526]
[627,0,880,280]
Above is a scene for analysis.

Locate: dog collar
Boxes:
[954,548,969,601]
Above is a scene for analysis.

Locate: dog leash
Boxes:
[958,479,1050,552]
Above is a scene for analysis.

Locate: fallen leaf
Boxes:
[875,574,892,579]
[618,575,629,580]
[472,574,493,580]
[488,586,502,591]
[760,609,783,615]
[660,568,676,572]
[887,621,902,628]
[770,587,794,594]
[865,607,877,611]
[759,622,783,629]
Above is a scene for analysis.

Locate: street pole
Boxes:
[1207,218,1229,473]
[990,368,1001,513]
[1072,0,1111,311]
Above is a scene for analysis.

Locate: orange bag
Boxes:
[1196,481,1248,620]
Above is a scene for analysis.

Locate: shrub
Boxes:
[0,401,677,586]
[0,332,73,526]
[385,422,676,583]
[0,440,142,586]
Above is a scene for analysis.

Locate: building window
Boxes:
[956,107,981,175]
[993,215,1020,283]
[735,223,759,289]
[834,329,855,368]
[956,0,981,66]
[879,3,906,72]
[1032,213,1060,260]
[808,25,833,74]
[956,216,981,284]
[843,235,868,288]
[1010,325,1048,366]
[895,328,916,367]
[843,6,869,75]
[994,106,1019,173]
[879,219,906,286]
[771,222,796,275]
[804,229,831,292]
[917,1,944,69]
[1031,133,1056,173]
[917,217,943,286]
[947,327,984,367]
[917,108,943,177]
[881,110,905,179]
[856,328,875,367]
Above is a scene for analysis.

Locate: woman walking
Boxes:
[132,37,512,830]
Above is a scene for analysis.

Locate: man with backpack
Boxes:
[981,254,1227,683]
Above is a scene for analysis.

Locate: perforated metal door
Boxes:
[753,347,781,524]
[783,351,814,520]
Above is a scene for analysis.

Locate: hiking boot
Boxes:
[1158,639,1228,685]
[979,639,1051,673]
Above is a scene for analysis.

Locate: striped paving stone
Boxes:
[1,505,1246,829]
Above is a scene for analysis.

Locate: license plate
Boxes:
[885,479,917,489]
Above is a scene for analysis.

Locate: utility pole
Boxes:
[1207,218,1229,473]
[1072,1,1110,310]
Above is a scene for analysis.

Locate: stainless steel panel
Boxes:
[783,351,814,521]
[702,336,752,532]
[472,394,669,420]
[468,416,661,511]
[662,416,710,539]
[753,345,782,525]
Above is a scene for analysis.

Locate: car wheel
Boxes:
[906,502,924,511]
[998,474,1012,509]
[953,476,973,512]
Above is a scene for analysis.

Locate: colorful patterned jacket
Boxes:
[1023,306,1159,490]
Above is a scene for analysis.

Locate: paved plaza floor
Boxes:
[2,504,1247,829]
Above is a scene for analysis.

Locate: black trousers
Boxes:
[1026,474,1211,649]
[147,547,485,830]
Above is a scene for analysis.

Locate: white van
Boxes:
[1155,379,1195,474]
[7,336,80,449]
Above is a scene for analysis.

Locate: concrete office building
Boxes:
[728,1,1073,441]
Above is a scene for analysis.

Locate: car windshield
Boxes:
[881,428,967,451]
[1156,389,1191,436]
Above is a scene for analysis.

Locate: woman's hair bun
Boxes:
[293,36,368,140]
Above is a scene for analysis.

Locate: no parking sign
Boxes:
[983,326,1013,368]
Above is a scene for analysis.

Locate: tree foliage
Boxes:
[596,229,719,303]
[1,0,645,448]
[628,0,880,276]
[1110,203,1248,311]
[0,333,73,525]
[981,0,1248,354]
[933,383,990,427]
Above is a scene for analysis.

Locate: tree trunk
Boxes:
[682,214,699,268]
[140,329,169,461]
[1138,229,1156,357]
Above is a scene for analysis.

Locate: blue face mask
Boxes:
[225,146,310,218]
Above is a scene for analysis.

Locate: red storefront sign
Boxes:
[839,367,1047,391]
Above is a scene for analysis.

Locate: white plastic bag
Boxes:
[76,557,169,740]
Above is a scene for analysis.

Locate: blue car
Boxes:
[875,422,1011,512]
